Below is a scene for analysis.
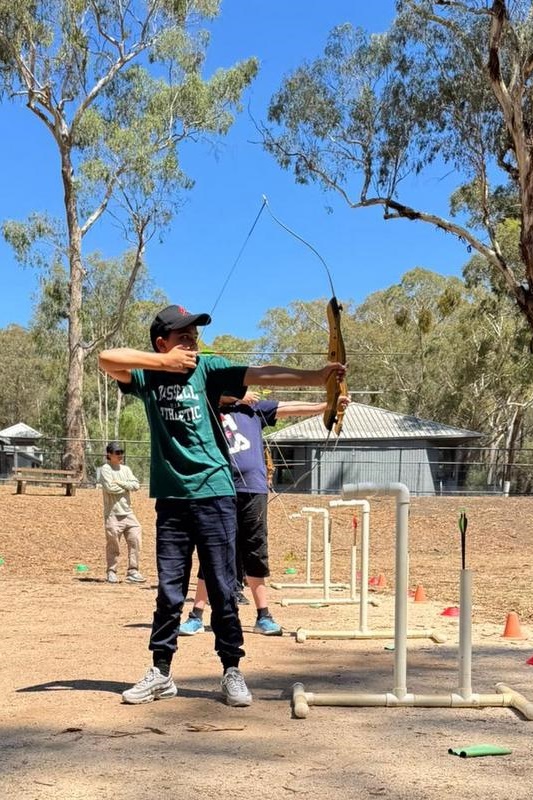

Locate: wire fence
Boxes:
[268,443,533,496]
[2,438,533,496]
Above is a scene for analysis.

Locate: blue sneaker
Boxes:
[179,616,205,636]
[253,615,282,636]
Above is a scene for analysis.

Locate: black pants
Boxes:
[149,496,245,665]
[199,492,269,585]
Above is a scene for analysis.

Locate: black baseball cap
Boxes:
[106,441,124,454]
[150,304,211,350]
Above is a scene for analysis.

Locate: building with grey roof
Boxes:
[0,422,43,478]
[266,403,482,496]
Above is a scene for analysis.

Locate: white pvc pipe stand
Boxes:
[296,495,442,645]
[291,482,533,721]
[294,499,370,637]
[279,507,364,606]
[270,511,349,592]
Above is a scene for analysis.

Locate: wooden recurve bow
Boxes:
[323,296,348,436]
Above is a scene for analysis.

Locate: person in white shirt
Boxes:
[100,441,145,584]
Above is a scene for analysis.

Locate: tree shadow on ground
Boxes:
[15,678,215,701]
[16,679,130,695]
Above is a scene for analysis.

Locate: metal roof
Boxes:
[266,402,483,442]
[0,422,43,439]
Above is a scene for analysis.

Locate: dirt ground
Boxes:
[2,485,533,799]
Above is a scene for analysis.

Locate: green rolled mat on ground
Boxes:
[448,745,512,758]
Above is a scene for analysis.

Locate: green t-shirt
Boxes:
[119,355,247,499]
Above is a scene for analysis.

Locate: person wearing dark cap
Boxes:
[98,303,346,708]
[100,442,145,584]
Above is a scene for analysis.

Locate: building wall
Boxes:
[273,440,445,496]
[313,443,436,496]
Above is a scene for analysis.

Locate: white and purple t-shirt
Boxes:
[220,400,278,494]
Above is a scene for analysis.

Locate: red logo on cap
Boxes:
[176,305,188,314]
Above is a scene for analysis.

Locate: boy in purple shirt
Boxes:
[180,392,349,636]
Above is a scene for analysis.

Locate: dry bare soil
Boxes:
[2,486,533,800]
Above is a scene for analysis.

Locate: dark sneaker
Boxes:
[221,667,252,707]
[125,570,146,584]
[179,616,205,635]
[253,615,283,636]
[122,666,177,704]
[234,591,250,605]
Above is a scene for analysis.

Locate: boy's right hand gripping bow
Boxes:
[323,296,347,436]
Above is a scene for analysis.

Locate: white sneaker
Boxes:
[106,570,119,584]
[126,570,146,583]
[122,666,177,704]
[221,667,252,707]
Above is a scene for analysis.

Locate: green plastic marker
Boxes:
[76,564,89,573]
[448,744,512,758]
[458,509,468,570]
[284,567,297,575]
[0,557,4,566]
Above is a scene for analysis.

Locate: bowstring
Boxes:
[208,198,268,319]
[200,197,269,493]
[202,195,345,509]
[262,196,336,297]
[261,196,347,484]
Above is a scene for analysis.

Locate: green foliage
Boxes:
[350,266,533,449]
[449,181,520,229]
[2,214,64,270]
[28,251,168,439]
[209,334,261,366]
[263,2,533,333]
[0,325,49,429]
[464,217,524,294]
[119,401,150,443]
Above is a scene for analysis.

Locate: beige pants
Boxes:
[105,512,142,573]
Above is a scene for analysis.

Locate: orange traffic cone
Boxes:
[376,573,387,589]
[413,584,427,603]
[502,612,526,639]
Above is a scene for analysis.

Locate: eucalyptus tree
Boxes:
[352,268,465,419]
[254,299,360,404]
[208,334,261,366]
[28,251,167,441]
[80,253,168,441]
[0,325,49,429]
[352,265,533,484]
[263,1,533,332]
[0,0,258,474]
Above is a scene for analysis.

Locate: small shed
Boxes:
[0,422,43,478]
[266,403,482,496]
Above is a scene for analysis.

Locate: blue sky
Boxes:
[0,1,470,341]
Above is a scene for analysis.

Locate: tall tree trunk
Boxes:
[61,150,86,478]
[503,406,524,485]
[97,367,104,439]
[114,385,122,440]
[486,431,504,487]
[104,372,109,442]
